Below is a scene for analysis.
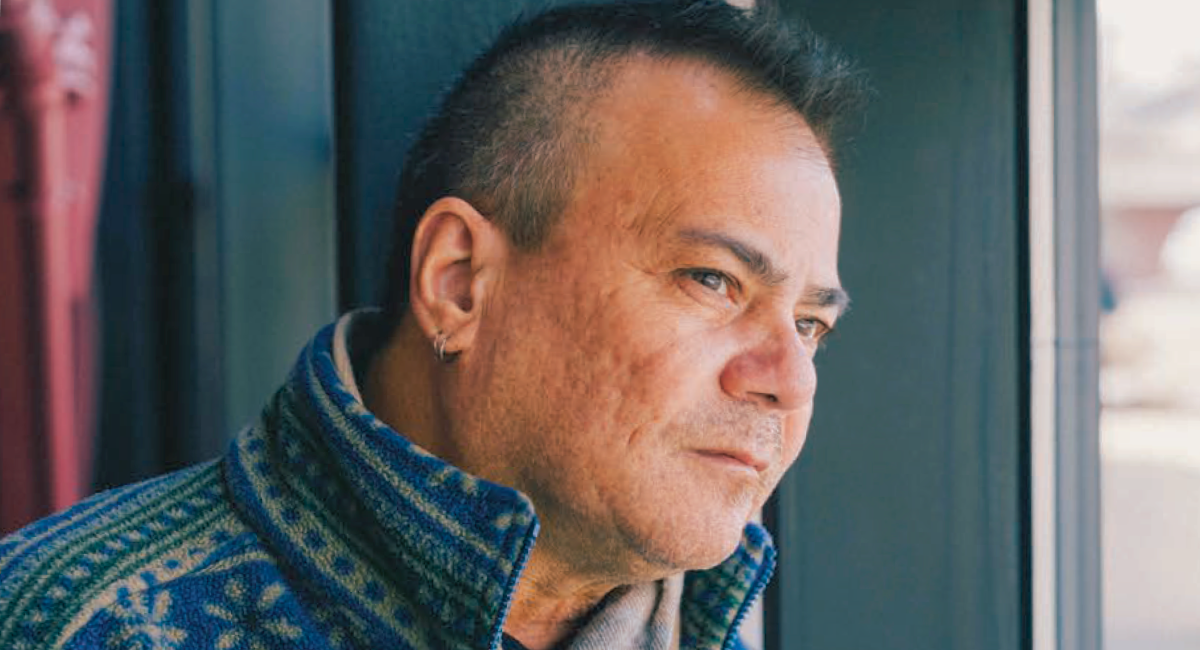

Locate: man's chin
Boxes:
[621,517,751,574]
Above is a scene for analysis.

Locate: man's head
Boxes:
[372,0,865,583]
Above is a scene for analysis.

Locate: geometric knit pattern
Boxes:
[0,311,776,649]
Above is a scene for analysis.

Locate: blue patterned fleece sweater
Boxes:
[0,313,775,649]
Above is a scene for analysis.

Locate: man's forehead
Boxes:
[594,56,819,143]
[575,58,834,218]
[545,56,842,285]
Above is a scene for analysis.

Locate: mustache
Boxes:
[689,407,784,459]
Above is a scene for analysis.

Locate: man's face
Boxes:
[455,58,844,576]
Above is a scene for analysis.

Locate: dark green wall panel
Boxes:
[94,0,337,484]
[770,2,1026,649]
[212,0,337,438]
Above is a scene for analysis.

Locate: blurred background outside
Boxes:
[1098,0,1200,647]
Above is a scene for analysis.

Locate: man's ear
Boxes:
[408,197,507,357]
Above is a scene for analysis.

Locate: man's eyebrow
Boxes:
[678,228,790,286]
[678,227,851,316]
[807,286,852,318]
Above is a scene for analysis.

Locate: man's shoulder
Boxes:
[0,459,260,648]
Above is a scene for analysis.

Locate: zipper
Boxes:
[721,545,777,650]
[489,519,540,650]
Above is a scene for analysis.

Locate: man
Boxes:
[0,1,864,648]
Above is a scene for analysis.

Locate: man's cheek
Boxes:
[781,413,811,462]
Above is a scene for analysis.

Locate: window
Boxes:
[1097,1,1200,648]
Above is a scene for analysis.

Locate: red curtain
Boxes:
[0,0,111,534]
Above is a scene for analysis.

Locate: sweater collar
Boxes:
[225,310,775,650]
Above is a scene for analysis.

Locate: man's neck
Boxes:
[362,318,453,461]
[503,546,620,650]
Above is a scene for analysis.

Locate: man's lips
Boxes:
[692,448,770,473]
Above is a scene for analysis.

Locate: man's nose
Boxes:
[719,323,817,411]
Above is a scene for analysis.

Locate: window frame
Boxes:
[1029,0,1104,648]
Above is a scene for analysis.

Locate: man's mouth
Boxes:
[692,448,769,474]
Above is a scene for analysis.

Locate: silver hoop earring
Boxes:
[433,331,451,363]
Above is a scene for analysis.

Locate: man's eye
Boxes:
[796,318,830,342]
[689,270,730,294]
